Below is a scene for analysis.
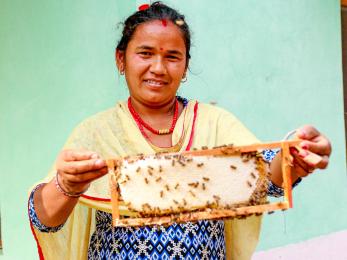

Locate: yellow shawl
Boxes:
[30,100,261,260]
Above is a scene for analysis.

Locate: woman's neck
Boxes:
[129,96,177,119]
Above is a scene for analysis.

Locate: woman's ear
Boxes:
[115,49,125,74]
[183,66,188,79]
[184,59,189,75]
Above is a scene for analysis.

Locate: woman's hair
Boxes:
[116,1,191,62]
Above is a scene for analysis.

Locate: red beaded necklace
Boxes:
[128,97,179,137]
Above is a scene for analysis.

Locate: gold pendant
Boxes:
[158,129,170,135]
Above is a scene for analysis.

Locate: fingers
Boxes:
[58,167,108,194]
[60,167,108,184]
[290,148,329,177]
[292,158,311,177]
[298,137,332,156]
[293,125,331,174]
[56,149,108,193]
[296,125,320,140]
[61,149,99,162]
[302,154,329,170]
[61,158,106,174]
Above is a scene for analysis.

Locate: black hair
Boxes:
[116,1,191,63]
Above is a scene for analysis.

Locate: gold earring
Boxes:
[181,76,187,83]
[120,70,124,75]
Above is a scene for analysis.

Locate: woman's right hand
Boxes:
[56,149,108,195]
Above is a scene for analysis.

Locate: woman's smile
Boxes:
[143,79,168,88]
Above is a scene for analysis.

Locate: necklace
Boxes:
[127,97,179,137]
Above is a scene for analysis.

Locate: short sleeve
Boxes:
[28,184,65,233]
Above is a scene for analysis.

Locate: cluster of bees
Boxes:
[114,146,272,220]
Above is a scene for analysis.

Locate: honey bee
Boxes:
[174,183,179,189]
[144,177,149,184]
[201,146,208,150]
[155,207,161,215]
[188,182,199,188]
[143,203,151,210]
[171,215,179,222]
[197,163,204,167]
[136,167,141,173]
[189,190,196,197]
[173,199,179,205]
[250,172,256,179]
[247,181,252,187]
[213,195,221,201]
[202,177,210,182]
[155,176,162,182]
[159,165,163,172]
[171,160,175,166]
[160,190,164,198]
[178,206,184,212]
[230,165,237,170]
[165,184,170,191]
[202,183,206,190]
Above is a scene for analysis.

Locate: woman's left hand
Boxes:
[290,125,332,177]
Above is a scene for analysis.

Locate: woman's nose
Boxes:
[150,57,166,75]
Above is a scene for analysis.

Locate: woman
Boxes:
[28,2,331,260]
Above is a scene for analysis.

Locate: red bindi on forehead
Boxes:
[161,19,167,27]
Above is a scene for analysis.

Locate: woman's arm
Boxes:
[269,125,331,187]
[32,150,107,227]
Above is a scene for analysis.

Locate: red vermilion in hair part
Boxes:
[161,19,167,27]
[138,4,150,11]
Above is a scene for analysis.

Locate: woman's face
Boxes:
[117,20,187,107]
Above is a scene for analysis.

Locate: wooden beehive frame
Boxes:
[107,140,300,227]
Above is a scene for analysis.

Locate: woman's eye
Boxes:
[167,55,179,60]
[139,52,152,57]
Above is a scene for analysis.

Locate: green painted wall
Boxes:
[0,0,345,259]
